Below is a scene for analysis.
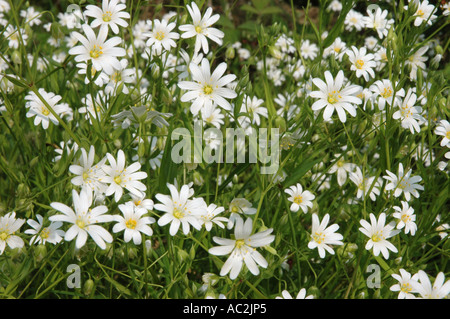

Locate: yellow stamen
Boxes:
[102,11,112,22]
[0,232,9,241]
[90,45,103,59]
[312,232,325,244]
[114,175,122,185]
[173,207,184,219]
[235,239,245,248]
[203,84,213,95]
[155,31,165,41]
[371,231,383,242]
[294,196,303,205]
[76,218,86,229]
[41,107,50,116]
[40,227,50,239]
[355,59,365,69]
[126,219,137,229]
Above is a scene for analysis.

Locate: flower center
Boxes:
[445,131,450,139]
[235,239,245,249]
[90,45,103,59]
[76,218,86,229]
[401,214,410,223]
[231,205,239,213]
[401,283,412,293]
[0,231,9,241]
[82,171,89,181]
[371,231,384,242]
[203,84,214,95]
[102,11,112,22]
[398,180,410,189]
[195,25,203,34]
[294,195,303,205]
[41,107,50,116]
[111,71,122,83]
[114,175,122,185]
[381,87,392,99]
[327,91,341,104]
[155,31,165,41]
[126,218,137,229]
[312,231,325,244]
[173,206,185,219]
[416,9,424,17]
[355,59,365,69]
[334,47,341,53]
[40,227,50,239]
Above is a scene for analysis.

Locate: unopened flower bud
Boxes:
[83,279,95,296]
[225,46,235,60]
[268,46,282,60]
[274,116,286,133]
[35,244,47,262]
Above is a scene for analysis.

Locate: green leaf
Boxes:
[283,157,321,187]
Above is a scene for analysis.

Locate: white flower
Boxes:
[328,154,357,186]
[405,46,428,80]
[145,18,179,55]
[154,183,206,236]
[392,201,417,236]
[112,202,155,245]
[300,40,318,60]
[79,92,108,122]
[69,145,108,195]
[4,25,28,49]
[363,7,394,39]
[178,58,237,115]
[309,70,362,123]
[176,49,203,80]
[69,24,126,75]
[409,0,437,27]
[76,62,110,86]
[227,198,257,229]
[0,212,25,255]
[383,163,424,201]
[102,149,148,202]
[349,166,381,201]
[390,269,419,299]
[200,103,224,129]
[435,120,450,147]
[284,183,315,213]
[369,79,405,111]
[25,88,72,130]
[104,58,135,95]
[179,2,224,54]
[344,9,365,31]
[25,214,65,245]
[49,189,114,249]
[198,203,228,231]
[239,95,268,126]
[327,0,342,12]
[276,288,314,299]
[20,6,41,26]
[359,213,400,259]
[324,37,347,61]
[411,271,450,299]
[129,193,154,212]
[307,213,343,258]
[209,216,275,279]
[392,89,425,134]
[85,0,130,34]
[346,46,376,82]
